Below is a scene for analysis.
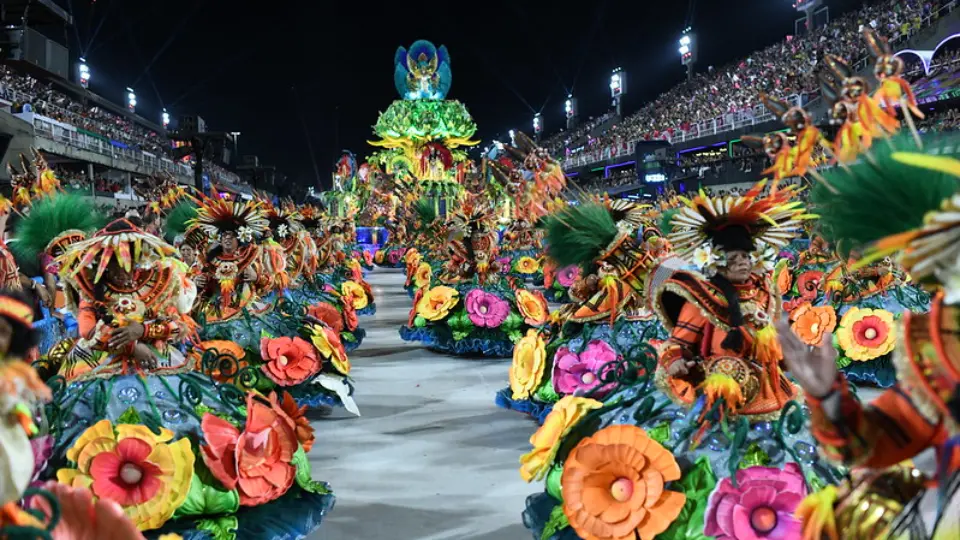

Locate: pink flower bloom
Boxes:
[552,340,618,397]
[704,463,807,540]
[465,289,510,328]
[557,265,580,288]
[387,250,402,265]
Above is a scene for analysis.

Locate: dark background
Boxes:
[56,0,865,189]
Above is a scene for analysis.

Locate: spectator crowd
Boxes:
[541,0,954,165]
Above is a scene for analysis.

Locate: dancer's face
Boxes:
[720,250,751,284]
[221,232,238,253]
[180,245,196,265]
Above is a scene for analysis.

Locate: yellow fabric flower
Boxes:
[510,330,546,400]
[308,323,351,375]
[57,419,195,531]
[516,256,540,275]
[836,307,896,361]
[414,262,433,289]
[516,289,549,326]
[404,248,421,265]
[341,280,369,310]
[416,286,459,321]
[519,395,603,482]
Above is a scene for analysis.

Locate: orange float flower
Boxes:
[562,424,686,540]
[276,391,315,453]
[519,396,602,482]
[307,302,344,333]
[516,289,549,326]
[260,336,322,386]
[199,340,247,382]
[414,262,433,289]
[836,307,896,361]
[796,271,823,300]
[341,299,359,331]
[790,304,837,346]
[775,264,793,295]
[200,392,298,506]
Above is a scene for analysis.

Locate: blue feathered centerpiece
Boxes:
[394,40,452,100]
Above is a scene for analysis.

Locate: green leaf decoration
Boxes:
[174,461,240,518]
[414,315,427,328]
[292,445,332,495]
[540,504,570,540]
[534,378,559,403]
[141,410,163,436]
[836,355,853,369]
[508,330,523,343]
[341,332,357,343]
[658,456,718,540]
[117,407,142,425]
[501,311,524,330]
[647,422,672,446]
[452,331,470,341]
[196,516,239,540]
[545,464,564,501]
[738,442,772,468]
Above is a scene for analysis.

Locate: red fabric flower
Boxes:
[796,271,823,300]
[89,438,163,505]
[409,288,424,327]
[259,336,322,386]
[308,302,344,333]
[277,391,315,453]
[200,392,298,506]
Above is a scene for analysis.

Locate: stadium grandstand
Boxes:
[0,0,263,211]
[548,0,960,200]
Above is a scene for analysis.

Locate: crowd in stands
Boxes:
[54,167,126,195]
[543,0,954,165]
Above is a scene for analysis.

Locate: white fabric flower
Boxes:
[237,226,254,243]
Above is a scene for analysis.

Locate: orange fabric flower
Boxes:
[516,289,549,326]
[790,304,837,346]
[562,424,686,540]
[259,336,322,386]
[775,264,792,295]
[276,391,315,453]
[307,302,344,333]
[796,271,823,300]
[200,392,298,506]
[199,340,247,383]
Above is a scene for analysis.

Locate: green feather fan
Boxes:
[545,202,618,268]
[659,208,679,237]
[12,193,106,263]
[414,198,436,225]
[164,201,199,243]
[813,132,960,256]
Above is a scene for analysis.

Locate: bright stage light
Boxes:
[533,113,542,134]
[126,87,137,113]
[679,45,690,55]
[679,35,691,46]
[78,58,90,89]
[162,109,170,127]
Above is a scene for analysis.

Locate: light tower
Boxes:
[564,95,578,130]
[792,0,823,34]
[78,58,90,89]
[610,67,627,117]
[533,113,543,140]
[679,28,696,81]
[162,108,171,128]
[126,87,137,113]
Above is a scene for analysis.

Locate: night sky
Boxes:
[59,0,864,189]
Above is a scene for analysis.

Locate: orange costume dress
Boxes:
[655,271,800,418]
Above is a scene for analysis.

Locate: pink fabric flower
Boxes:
[552,340,618,397]
[704,463,807,540]
[465,289,510,328]
[557,265,580,288]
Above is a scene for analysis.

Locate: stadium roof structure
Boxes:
[2,0,73,26]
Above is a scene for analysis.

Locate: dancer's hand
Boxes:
[108,322,144,349]
[666,358,696,377]
[775,318,838,399]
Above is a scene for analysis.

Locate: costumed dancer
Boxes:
[519,182,837,540]
[400,202,551,357]
[28,216,336,537]
[188,195,361,413]
[498,198,671,424]
[781,133,960,539]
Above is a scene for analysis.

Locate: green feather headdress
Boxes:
[414,198,437,226]
[163,201,199,244]
[545,203,619,268]
[12,193,106,262]
[812,132,960,259]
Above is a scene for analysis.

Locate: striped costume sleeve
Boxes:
[659,302,706,368]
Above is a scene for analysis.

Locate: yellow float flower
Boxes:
[516,289,549,326]
[519,395,602,482]
[414,262,433,289]
[515,256,540,275]
[510,330,546,400]
[836,307,896,361]
[404,248,421,265]
[308,323,350,375]
[416,286,459,321]
[341,280,369,310]
[57,420,194,531]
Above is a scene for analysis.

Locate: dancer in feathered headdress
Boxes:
[189,193,269,321]
[782,132,960,540]
[655,181,813,421]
